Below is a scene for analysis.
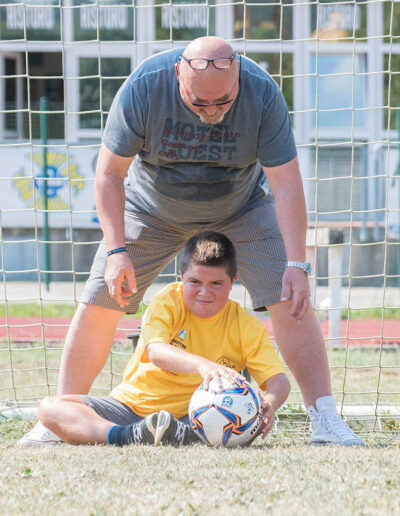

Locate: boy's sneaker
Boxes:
[155,410,197,446]
[130,413,158,445]
[307,396,365,447]
[17,421,62,447]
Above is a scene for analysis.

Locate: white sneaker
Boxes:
[17,421,62,447]
[307,396,365,447]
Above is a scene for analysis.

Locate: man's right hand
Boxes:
[104,252,137,308]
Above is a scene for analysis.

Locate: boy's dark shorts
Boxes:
[81,395,190,425]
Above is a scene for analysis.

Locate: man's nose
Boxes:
[203,104,218,115]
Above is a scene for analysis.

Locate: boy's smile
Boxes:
[181,264,236,318]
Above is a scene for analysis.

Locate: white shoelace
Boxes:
[319,411,358,439]
[131,423,143,443]
[175,421,187,444]
[42,430,56,440]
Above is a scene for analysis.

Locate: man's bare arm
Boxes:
[262,157,310,321]
[95,143,137,307]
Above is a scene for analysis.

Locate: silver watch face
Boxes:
[286,261,311,274]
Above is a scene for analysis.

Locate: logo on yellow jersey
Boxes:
[217,356,232,367]
[217,356,238,371]
[171,329,188,349]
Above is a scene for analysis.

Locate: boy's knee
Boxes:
[39,395,87,426]
[39,396,58,426]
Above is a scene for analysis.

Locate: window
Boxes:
[73,0,133,42]
[308,147,363,220]
[155,0,214,41]
[0,0,61,41]
[310,0,367,42]
[25,53,64,140]
[79,57,131,130]
[5,58,17,132]
[234,0,292,41]
[383,54,400,131]
[383,0,400,43]
[310,54,367,129]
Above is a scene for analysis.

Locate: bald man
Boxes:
[19,37,363,447]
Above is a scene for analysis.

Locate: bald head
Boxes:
[176,37,239,124]
[184,36,234,60]
[181,37,238,85]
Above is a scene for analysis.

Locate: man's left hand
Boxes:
[280,267,311,322]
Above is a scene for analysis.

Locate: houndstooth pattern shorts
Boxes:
[79,198,286,313]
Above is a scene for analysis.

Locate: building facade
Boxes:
[0,0,399,283]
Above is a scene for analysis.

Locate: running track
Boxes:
[1,317,399,347]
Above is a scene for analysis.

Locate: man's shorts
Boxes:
[80,197,286,313]
[81,395,191,425]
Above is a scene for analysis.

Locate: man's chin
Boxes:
[198,112,226,125]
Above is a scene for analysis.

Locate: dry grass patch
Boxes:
[1,442,400,515]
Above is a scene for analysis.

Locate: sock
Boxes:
[107,425,135,446]
[315,396,337,413]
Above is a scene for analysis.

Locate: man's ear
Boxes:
[232,274,238,284]
[179,270,183,281]
[175,62,180,77]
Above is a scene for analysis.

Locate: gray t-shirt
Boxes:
[103,49,297,227]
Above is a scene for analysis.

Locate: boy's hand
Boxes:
[198,361,246,391]
[259,398,276,438]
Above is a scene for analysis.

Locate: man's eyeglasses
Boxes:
[179,78,237,108]
[180,53,237,70]
[191,98,234,108]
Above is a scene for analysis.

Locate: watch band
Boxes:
[285,261,311,275]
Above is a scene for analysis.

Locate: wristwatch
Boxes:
[285,261,311,276]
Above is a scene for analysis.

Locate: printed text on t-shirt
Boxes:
[159,118,240,161]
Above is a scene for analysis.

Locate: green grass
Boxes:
[1,303,142,318]
[1,303,78,318]
[1,345,399,435]
[0,424,399,515]
[340,308,400,320]
[1,344,399,515]
[2,303,399,319]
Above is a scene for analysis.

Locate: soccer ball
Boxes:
[189,377,263,447]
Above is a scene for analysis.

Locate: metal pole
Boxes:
[360,145,368,242]
[397,106,400,289]
[328,230,343,348]
[40,97,50,291]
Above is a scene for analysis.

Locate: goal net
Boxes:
[0,0,399,438]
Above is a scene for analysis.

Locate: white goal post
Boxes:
[0,0,399,437]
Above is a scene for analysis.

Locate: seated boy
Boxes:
[39,231,290,446]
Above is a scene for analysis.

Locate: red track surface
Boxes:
[1,317,399,346]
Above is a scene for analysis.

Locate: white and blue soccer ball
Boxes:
[189,377,263,447]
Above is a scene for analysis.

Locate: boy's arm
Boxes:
[146,341,245,389]
[259,374,291,438]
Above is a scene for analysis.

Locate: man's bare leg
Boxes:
[268,300,364,445]
[17,303,124,446]
[57,303,124,395]
[39,395,113,444]
[268,300,331,408]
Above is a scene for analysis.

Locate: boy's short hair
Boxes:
[179,231,237,279]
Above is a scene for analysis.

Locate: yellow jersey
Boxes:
[111,282,286,418]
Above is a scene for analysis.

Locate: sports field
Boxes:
[2,309,399,515]
[0,423,399,516]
